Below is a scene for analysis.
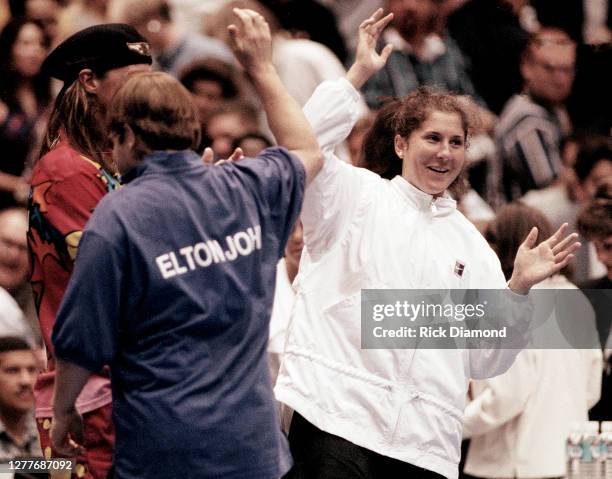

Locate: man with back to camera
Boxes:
[27,23,152,477]
[49,8,322,479]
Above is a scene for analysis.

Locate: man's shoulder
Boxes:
[222,147,303,177]
[34,142,106,181]
[501,94,550,120]
[496,94,553,137]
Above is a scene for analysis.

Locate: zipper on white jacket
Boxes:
[430,199,438,214]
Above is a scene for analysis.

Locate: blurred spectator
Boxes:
[8,0,62,44]
[56,0,111,39]
[446,0,529,114]
[463,203,602,478]
[179,58,242,126]
[0,208,39,345]
[204,101,261,160]
[0,18,51,209]
[577,180,612,420]
[583,0,611,44]
[319,0,383,55]
[0,336,41,462]
[494,27,576,202]
[210,0,352,107]
[258,0,348,64]
[0,288,31,344]
[577,180,612,330]
[361,0,482,109]
[109,0,233,77]
[521,134,612,282]
[232,132,273,157]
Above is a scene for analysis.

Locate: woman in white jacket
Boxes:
[276,9,581,479]
[463,203,602,478]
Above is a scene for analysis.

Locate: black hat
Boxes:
[42,24,153,84]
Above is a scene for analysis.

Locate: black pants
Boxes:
[284,413,447,479]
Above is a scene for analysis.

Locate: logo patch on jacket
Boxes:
[454,260,466,278]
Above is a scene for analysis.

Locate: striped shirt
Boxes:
[494,93,571,201]
[362,29,482,109]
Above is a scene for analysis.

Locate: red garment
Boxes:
[27,137,118,417]
[37,403,114,479]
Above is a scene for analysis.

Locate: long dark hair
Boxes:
[0,17,51,111]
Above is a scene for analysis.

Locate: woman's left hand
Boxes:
[508,223,581,294]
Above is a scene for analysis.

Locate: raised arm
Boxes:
[228,8,322,185]
[346,9,394,90]
[302,8,394,153]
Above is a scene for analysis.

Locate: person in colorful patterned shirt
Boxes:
[27,24,152,479]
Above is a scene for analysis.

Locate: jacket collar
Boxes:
[390,175,456,216]
[120,149,202,184]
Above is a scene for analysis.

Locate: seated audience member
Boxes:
[0,288,31,344]
[0,208,39,344]
[56,0,111,39]
[49,9,322,478]
[521,134,612,283]
[204,101,262,159]
[361,0,482,109]
[495,27,576,201]
[258,0,348,64]
[0,336,41,462]
[463,203,602,479]
[0,18,51,209]
[110,0,233,77]
[232,132,273,158]
[577,174,612,423]
[446,0,529,115]
[179,58,242,126]
[209,0,352,108]
[8,0,61,44]
[578,180,612,292]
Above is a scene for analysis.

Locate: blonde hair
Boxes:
[108,71,200,152]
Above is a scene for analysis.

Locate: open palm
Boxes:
[510,223,581,293]
[347,9,394,89]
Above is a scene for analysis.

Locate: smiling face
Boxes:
[522,29,576,105]
[395,110,466,196]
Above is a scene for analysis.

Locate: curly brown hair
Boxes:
[361,87,472,195]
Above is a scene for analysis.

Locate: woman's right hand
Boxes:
[227,8,274,77]
[346,8,394,90]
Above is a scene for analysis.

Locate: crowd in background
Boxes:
[0,0,610,475]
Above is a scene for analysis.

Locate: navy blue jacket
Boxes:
[53,148,304,479]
